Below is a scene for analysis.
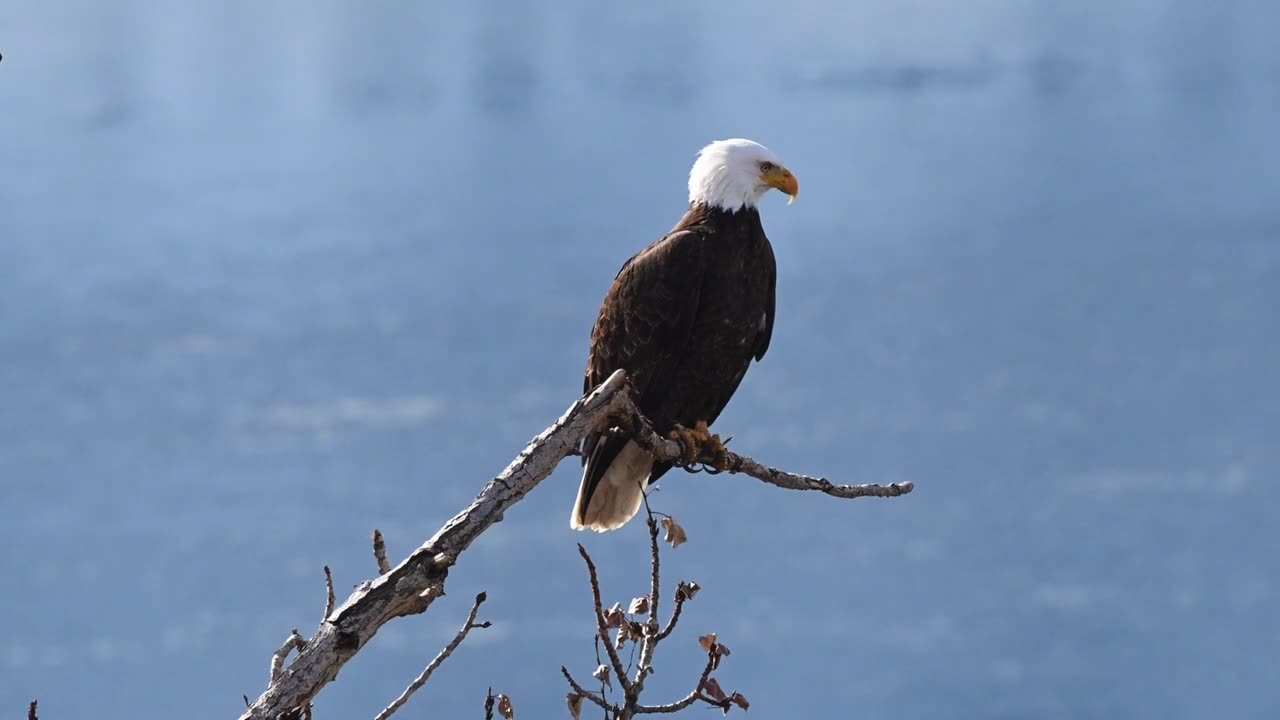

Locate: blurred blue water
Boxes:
[2,1,1277,718]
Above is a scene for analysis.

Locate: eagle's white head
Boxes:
[687,138,799,212]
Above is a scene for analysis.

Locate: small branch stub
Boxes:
[323,566,336,619]
[270,630,307,684]
[372,530,391,575]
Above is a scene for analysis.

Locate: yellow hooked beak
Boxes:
[762,165,800,205]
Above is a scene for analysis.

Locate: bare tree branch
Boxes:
[561,667,615,715]
[373,592,490,720]
[566,499,736,719]
[631,512,662,690]
[28,700,38,720]
[240,369,911,719]
[240,372,632,719]
[656,582,697,643]
[620,413,913,499]
[578,544,632,694]
[633,642,718,715]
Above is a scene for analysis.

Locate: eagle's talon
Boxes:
[703,432,725,457]
[713,450,732,473]
[695,429,730,472]
[668,424,701,465]
[669,421,733,470]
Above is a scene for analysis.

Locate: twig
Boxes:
[597,634,615,707]
[655,590,686,643]
[578,544,632,693]
[484,687,494,720]
[323,566,336,619]
[656,583,700,646]
[592,635,608,691]
[632,510,662,687]
[693,692,723,708]
[372,530,391,575]
[28,700,38,720]
[373,593,490,720]
[561,667,615,714]
[642,499,661,626]
[726,453,913,497]
[619,408,914,500]
[270,630,307,683]
[633,643,719,714]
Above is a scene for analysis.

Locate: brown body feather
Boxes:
[572,202,777,531]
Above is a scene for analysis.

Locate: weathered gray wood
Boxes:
[241,370,633,719]
[239,369,913,719]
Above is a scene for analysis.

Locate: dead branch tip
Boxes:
[323,565,336,619]
[372,529,391,574]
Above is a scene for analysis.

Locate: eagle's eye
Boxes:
[759,161,775,173]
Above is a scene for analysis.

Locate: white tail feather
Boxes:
[570,440,653,532]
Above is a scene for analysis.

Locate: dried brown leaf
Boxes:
[614,621,631,649]
[699,632,730,670]
[676,581,701,601]
[604,602,626,629]
[566,693,584,720]
[700,677,727,702]
[698,633,718,653]
[628,596,650,615]
[730,693,750,711]
[592,663,612,690]
[497,693,514,719]
[661,516,688,549]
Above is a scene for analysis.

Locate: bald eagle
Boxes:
[571,138,798,532]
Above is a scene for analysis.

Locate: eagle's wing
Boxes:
[689,235,776,436]
[583,229,706,405]
[753,238,777,361]
[578,230,706,512]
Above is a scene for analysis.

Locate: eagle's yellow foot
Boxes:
[703,431,732,472]
[669,420,731,469]
[668,421,712,465]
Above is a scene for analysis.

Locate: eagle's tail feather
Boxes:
[571,440,653,532]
